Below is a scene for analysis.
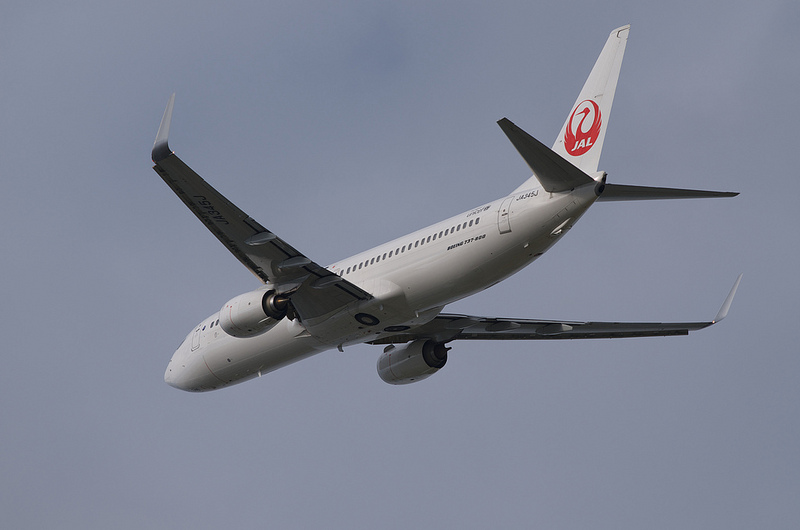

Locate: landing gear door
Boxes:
[497,197,513,234]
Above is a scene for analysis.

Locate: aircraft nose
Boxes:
[164,359,179,388]
[164,342,189,390]
[163,348,210,392]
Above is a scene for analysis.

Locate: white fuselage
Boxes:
[164,182,598,391]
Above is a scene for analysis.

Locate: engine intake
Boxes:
[377,339,449,385]
[219,290,288,338]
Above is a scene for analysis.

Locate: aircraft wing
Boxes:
[370,275,742,345]
[151,95,371,320]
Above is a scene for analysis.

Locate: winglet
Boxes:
[713,274,743,323]
[152,93,175,163]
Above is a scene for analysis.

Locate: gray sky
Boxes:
[2,1,798,528]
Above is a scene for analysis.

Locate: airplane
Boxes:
[153,25,741,392]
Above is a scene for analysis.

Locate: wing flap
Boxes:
[369,315,710,344]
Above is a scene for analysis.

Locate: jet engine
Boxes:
[377,339,449,385]
[219,289,288,338]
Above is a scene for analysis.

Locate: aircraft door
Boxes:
[497,197,513,234]
[191,327,201,351]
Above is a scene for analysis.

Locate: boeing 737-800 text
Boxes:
[153,25,741,392]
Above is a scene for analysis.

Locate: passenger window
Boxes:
[439,231,443,238]
[383,253,387,260]
[456,225,460,231]
[415,241,419,248]
[462,222,467,229]
[389,250,393,258]
[475,217,480,225]
[469,220,473,227]
[426,236,431,243]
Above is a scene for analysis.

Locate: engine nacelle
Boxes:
[219,289,288,338]
[377,339,449,385]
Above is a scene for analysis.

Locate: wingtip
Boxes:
[152,93,175,163]
[615,24,631,32]
[713,273,743,323]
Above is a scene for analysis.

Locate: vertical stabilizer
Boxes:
[552,25,629,177]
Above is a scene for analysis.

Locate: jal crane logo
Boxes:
[564,99,602,156]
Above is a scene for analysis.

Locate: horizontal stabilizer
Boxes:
[597,183,739,201]
[498,118,594,193]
